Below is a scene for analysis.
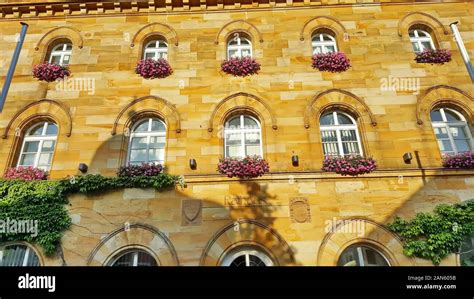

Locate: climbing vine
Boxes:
[0,174,183,256]
[388,200,474,265]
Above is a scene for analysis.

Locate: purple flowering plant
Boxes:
[117,163,164,177]
[415,49,451,64]
[312,52,351,73]
[217,155,269,179]
[32,63,70,82]
[4,166,48,181]
[322,155,377,176]
[221,56,261,77]
[442,152,474,169]
[135,58,173,79]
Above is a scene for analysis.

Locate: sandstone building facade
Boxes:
[0,0,473,266]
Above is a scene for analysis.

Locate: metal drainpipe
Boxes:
[0,22,29,113]
[450,22,474,82]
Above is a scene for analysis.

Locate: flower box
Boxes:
[312,52,351,73]
[117,163,164,177]
[32,63,70,82]
[221,57,261,77]
[217,156,269,179]
[442,152,474,169]
[415,49,451,64]
[135,58,173,79]
[322,155,377,176]
[4,166,48,181]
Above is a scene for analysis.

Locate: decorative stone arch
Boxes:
[130,22,178,48]
[87,223,179,266]
[2,99,72,139]
[304,89,377,129]
[300,16,349,42]
[34,26,83,64]
[207,92,277,133]
[215,20,263,60]
[416,85,474,126]
[397,12,449,46]
[112,95,181,135]
[317,217,416,266]
[200,219,295,266]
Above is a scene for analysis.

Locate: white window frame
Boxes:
[48,43,72,66]
[17,122,57,171]
[127,118,167,165]
[108,250,158,267]
[320,111,363,156]
[143,39,168,60]
[311,32,338,54]
[221,248,274,266]
[0,244,40,266]
[224,115,263,158]
[338,245,390,266]
[227,36,253,58]
[431,108,474,154]
[409,29,435,53]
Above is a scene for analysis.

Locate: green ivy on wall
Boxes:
[0,174,182,256]
[388,200,474,265]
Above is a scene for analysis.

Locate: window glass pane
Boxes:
[454,139,471,152]
[149,136,166,148]
[0,245,40,267]
[450,126,468,138]
[421,41,433,51]
[411,42,421,53]
[245,145,261,156]
[312,46,323,55]
[29,125,44,136]
[445,110,461,122]
[226,145,242,158]
[325,45,336,53]
[244,116,258,128]
[322,34,333,41]
[50,55,61,64]
[136,252,157,266]
[337,247,359,266]
[148,148,164,162]
[145,52,156,59]
[62,55,70,65]
[438,140,454,153]
[130,137,148,149]
[23,141,39,153]
[66,44,73,51]
[337,113,354,125]
[321,130,339,156]
[430,109,443,122]
[338,245,388,266]
[245,132,260,144]
[228,49,239,58]
[38,153,52,166]
[240,38,251,45]
[226,117,241,129]
[151,120,165,132]
[146,41,157,48]
[409,30,416,38]
[19,154,36,166]
[434,127,449,139]
[417,30,430,38]
[133,120,149,132]
[41,140,55,151]
[320,113,335,126]
[129,149,147,162]
[241,49,251,57]
[45,124,58,135]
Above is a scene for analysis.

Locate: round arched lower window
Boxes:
[337,244,390,266]
[221,247,274,267]
[108,250,158,267]
[430,107,473,154]
[18,121,58,171]
[0,244,40,266]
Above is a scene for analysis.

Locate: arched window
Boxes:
[227,33,252,58]
[409,28,435,53]
[430,108,473,154]
[48,42,72,66]
[312,31,338,54]
[18,122,58,171]
[0,244,40,266]
[107,249,158,267]
[320,111,362,156]
[128,118,166,165]
[143,38,168,60]
[221,247,273,267]
[224,115,262,158]
[338,244,390,266]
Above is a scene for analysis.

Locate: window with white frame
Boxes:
[224,115,262,158]
[409,29,435,53]
[48,42,72,66]
[128,118,166,165]
[0,244,40,266]
[311,32,338,54]
[227,34,252,58]
[18,122,58,171]
[430,108,473,154]
[143,39,168,60]
[320,111,362,156]
[337,244,390,266]
[108,250,158,267]
[221,247,274,267]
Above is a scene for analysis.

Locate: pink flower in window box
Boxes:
[135,58,173,79]
[32,63,70,82]
[312,52,351,73]
[4,166,48,181]
[217,156,269,179]
[322,155,377,176]
[415,49,452,64]
[442,152,474,169]
[221,57,261,77]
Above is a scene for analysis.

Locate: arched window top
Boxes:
[143,37,168,60]
[430,107,473,154]
[26,122,58,136]
[132,118,166,133]
[107,249,158,267]
[48,40,72,66]
[311,30,338,54]
[128,118,166,165]
[337,244,390,266]
[18,122,58,171]
[320,111,357,126]
[227,33,252,58]
[224,114,262,158]
[0,243,41,266]
[409,26,435,53]
[221,246,274,267]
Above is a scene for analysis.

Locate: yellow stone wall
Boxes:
[0,1,473,266]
